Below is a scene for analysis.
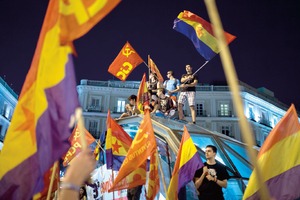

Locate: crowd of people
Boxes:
[118,64,198,124]
[57,65,230,200]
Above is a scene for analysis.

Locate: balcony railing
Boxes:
[196,110,207,117]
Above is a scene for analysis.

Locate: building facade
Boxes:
[0,77,18,149]
[77,79,292,146]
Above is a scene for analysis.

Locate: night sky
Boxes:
[1,0,300,109]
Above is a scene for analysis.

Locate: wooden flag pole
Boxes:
[46,161,58,200]
[204,0,270,199]
[156,150,167,195]
[75,107,87,150]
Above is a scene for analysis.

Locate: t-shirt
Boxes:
[194,162,230,200]
[181,74,198,92]
[163,79,180,97]
[157,96,173,113]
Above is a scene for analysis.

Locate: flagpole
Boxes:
[75,108,87,149]
[204,0,270,199]
[182,60,209,85]
[156,150,167,196]
[46,161,58,200]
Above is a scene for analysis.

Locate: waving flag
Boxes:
[173,10,236,61]
[0,0,120,199]
[167,126,203,200]
[109,110,157,192]
[106,110,146,190]
[137,73,150,113]
[108,41,144,81]
[106,110,132,170]
[146,149,160,200]
[148,55,164,83]
[60,0,120,44]
[62,125,95,166]
[243,104,300,200]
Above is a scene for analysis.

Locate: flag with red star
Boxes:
[109,110,157,192]
[106,110,132,170]
[106,110,147,190]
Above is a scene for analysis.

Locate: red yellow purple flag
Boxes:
[59,0,121,44]
[137,73,150,113]
[167,126,203,200]
[109,110,157,192]
[148,55,164,83]
[173,10,236,61]
[0,0,120,198]
[243,104,300,200]
[108,41,144,81]
[106,110,147,190]
[62,125,95,166]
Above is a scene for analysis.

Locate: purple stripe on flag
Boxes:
[106,148,113,169]
[247,165,300,200]
[106,148,126,171]
[34,54,79,193]
[178,153,203,191]
[0,54,79,199]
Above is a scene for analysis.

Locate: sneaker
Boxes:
[188,121,196,125]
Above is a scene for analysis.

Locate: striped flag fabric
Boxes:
[106,110,147,191]
[243,104,300,200]
[0,0,120,199]
[109,110,157,192]
[105,110,133,170]
[173,10,236,61]
[167,126,204,200]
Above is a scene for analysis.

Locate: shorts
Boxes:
[178,91,195,106]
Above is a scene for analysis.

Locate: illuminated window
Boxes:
[117,99,126,113]
[248,104,255,121]
[219,103,230,116]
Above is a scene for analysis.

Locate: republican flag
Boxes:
[106,110,146,190]
[167,126,204,200]
[148,55,164,83]
[136,73,150,113]
[243,104,300,200]
[173,10,236,61]
[109,110,157,192]
[108,41,144,81]
[62,125,95,166]
[0,0,120,199]
[59,0,121,44]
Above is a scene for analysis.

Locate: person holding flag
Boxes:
[178,64,198,124]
